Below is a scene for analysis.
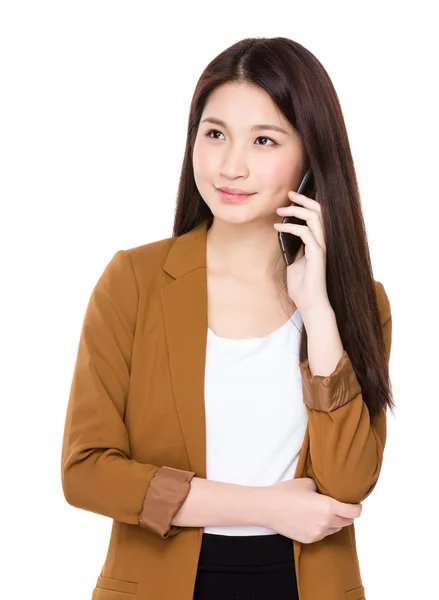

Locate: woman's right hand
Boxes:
[263,478,362,544]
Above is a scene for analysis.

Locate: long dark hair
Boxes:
[172,36,394,420]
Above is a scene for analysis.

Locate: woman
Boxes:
[61,37,394,600]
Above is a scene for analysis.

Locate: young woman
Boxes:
[61,37,394,600]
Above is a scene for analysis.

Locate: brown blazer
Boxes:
[61,218,392,600]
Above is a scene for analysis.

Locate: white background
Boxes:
[1,2,438,599]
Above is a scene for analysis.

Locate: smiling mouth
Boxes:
[216,189,255,203]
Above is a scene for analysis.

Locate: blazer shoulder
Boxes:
[125,233,176,263]
[374,280,391,325]
[120,234,177,282]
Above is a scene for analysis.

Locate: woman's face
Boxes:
[193,81,306,226]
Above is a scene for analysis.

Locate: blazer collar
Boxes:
[162,218,211,279]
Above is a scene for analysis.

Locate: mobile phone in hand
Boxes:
[277,168,315,266]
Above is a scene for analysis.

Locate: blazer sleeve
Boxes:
[298,281,392,504]
[61,250,195,538]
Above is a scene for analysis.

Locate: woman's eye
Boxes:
[205,129,225,140]
[256,136,277,146]
[205,129,277,146]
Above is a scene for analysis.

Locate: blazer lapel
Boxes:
[160,219,210,479]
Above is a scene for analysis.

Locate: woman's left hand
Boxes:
[274,191,331,315]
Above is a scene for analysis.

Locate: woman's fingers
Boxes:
[276,199,326,250]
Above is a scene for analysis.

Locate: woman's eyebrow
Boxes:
[200,117,289,135]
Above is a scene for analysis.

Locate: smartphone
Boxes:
[277,168,315,266]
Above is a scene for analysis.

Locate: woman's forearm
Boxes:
[171,476,272,528]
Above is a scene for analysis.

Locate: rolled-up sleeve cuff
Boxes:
[299,350,361,412]
[138,466,196,538]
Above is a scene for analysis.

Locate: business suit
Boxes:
[61,217,392,600]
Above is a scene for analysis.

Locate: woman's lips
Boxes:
[216,189,256,203]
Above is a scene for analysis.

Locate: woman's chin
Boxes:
[210,207,266,226]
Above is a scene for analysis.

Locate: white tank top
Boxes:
[203,309,309,536]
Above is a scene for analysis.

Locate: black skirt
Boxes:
[193,532,299,600]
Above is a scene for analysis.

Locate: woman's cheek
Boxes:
[259,158,290,190]
[270,154,301,191]
[193,138,215,171]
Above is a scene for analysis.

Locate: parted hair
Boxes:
[171,36,394,420]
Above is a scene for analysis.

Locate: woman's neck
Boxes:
[206,218,282,283]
